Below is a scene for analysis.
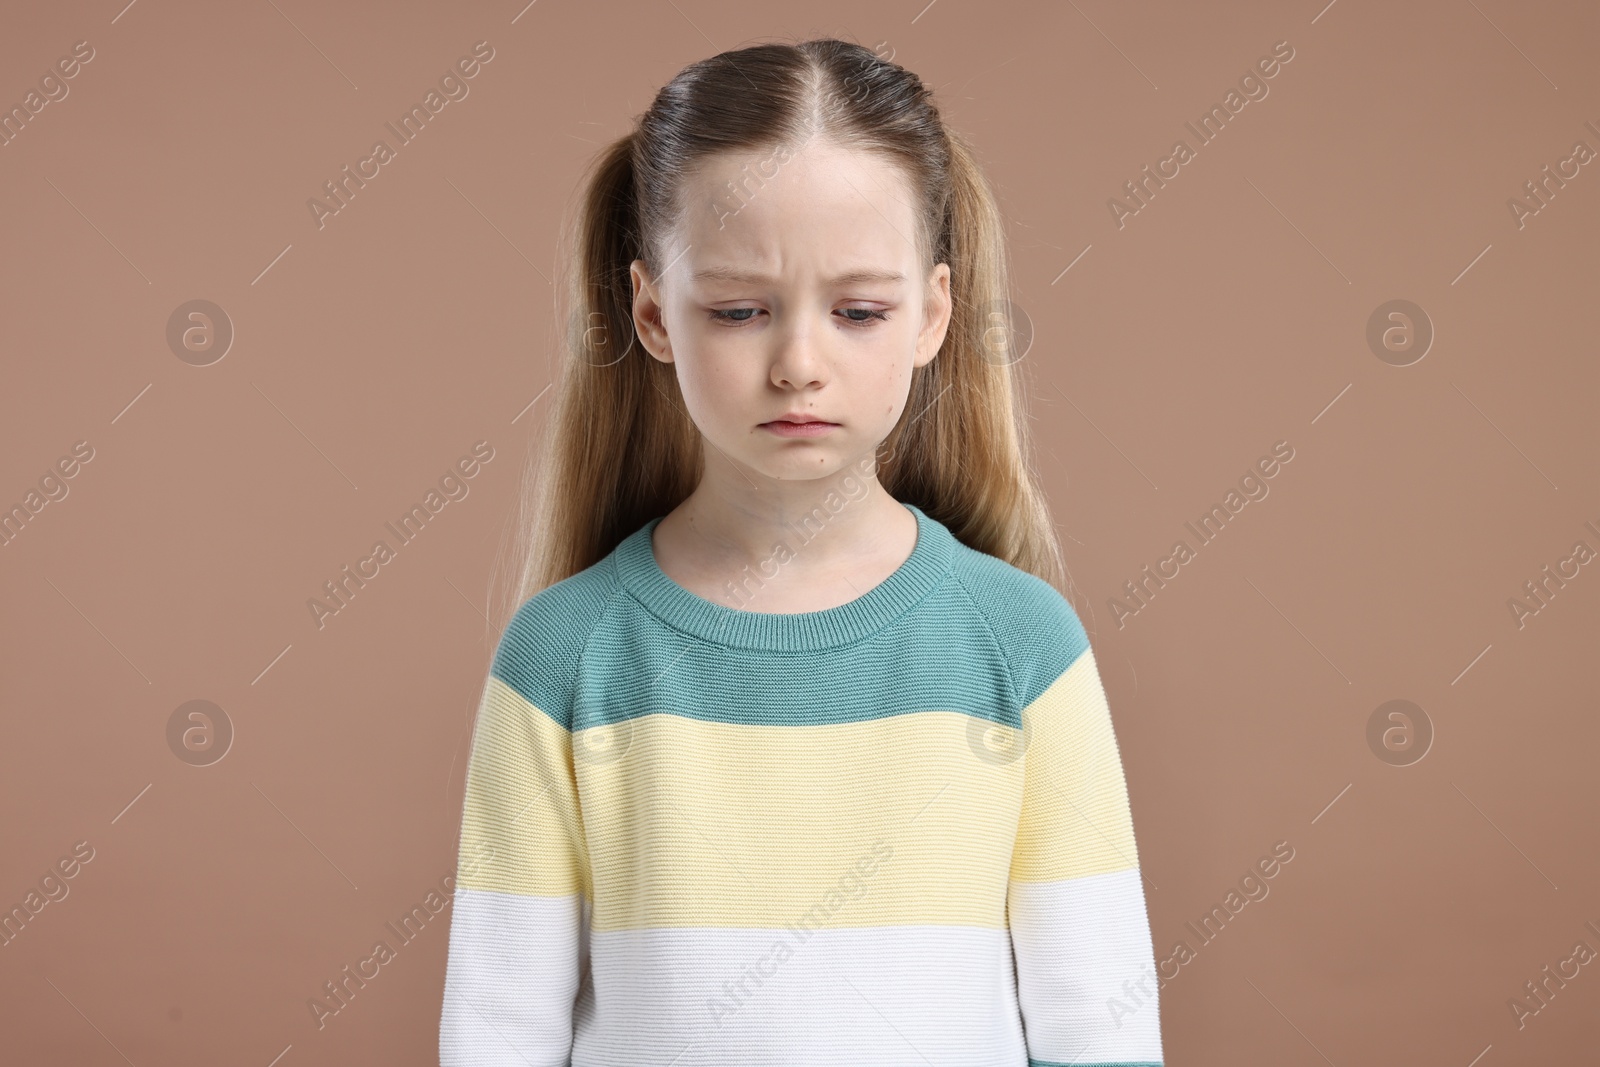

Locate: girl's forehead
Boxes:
[669,227,919,292]
[668,148,924,279]
[685,140,912,204]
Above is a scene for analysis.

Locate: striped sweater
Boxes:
[439,502,1164,1067]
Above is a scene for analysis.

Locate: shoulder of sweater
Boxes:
[945,541,1092,708]
[489,554,626,726]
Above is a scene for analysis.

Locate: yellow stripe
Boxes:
[1010,647,1142,883]
[456,676,590,898]
[578,709,1026,931]
[457,653,1143,930]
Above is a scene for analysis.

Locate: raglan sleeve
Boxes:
[1006,591,1164,1067]
[440,595,593,1067]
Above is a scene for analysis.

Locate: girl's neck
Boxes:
[649,482,917,614]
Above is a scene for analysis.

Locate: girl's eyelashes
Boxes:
[706,307,891,328]
[841,308,891,326]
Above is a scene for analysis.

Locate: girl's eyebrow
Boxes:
[691,266,906,286]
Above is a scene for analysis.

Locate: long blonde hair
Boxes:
[489,37,1069,635]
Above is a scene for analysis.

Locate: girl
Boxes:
[440,37,1164,1067]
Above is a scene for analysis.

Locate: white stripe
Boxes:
[1008,866,1165,1064]
[444,891,1028,1066]
[573,924,1026,1066]
[443,880,1163,1065]
[440,887,586,1067]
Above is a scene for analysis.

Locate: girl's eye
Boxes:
[839,308,890,327]
[706,308,891,328]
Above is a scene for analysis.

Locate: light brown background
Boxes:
[2,0,1596,1063]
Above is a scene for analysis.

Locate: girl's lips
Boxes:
[760,420,838,438]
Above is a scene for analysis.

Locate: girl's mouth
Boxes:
[760,420,838,438]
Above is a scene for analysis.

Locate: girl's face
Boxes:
[629,139,951,488]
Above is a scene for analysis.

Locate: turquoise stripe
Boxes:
[490,503,1090,733]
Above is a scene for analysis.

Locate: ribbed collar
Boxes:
[613,502,956,652]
